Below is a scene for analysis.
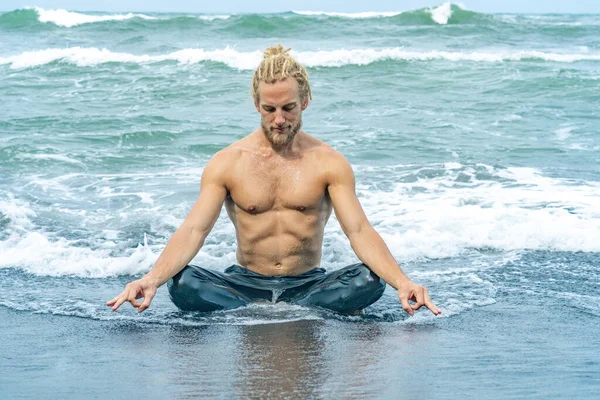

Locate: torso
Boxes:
[222,131,334,276]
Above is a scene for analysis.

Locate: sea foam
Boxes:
[293,2,464,24]
[292,11,404,19]
[0,230,157,277]
[2,47,600,70]
[428,2,455,24]
[32,7,156,27]
[1,162,599,278]
[344,164,600,261]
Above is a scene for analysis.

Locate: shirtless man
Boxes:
[107,45,441,317]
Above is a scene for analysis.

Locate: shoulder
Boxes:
[210,144,242,165]
[202,134,260,186]
[301,133,343,162]
[303,135,353,185]
[201,145,242,184]
[205,132,258,171]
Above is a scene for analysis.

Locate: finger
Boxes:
[107,290,128,306]
[138,289,156,313]
[106,296,119,306]
[124,284,142,307]
[424,292,442,315]
[111,295,128,311]
[129,296,143,308]
[410,289,426,310]
[398,293,414,316]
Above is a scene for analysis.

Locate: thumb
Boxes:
[138,288,156,313]
[398,291,414,316]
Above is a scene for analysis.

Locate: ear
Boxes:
[301,96,309,110]
[254,99,260,112]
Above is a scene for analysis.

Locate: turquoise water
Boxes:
[1,3,599,398]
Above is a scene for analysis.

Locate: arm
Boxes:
[106,152,229,313]
[326,152,441,316]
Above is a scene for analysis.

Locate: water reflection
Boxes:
[235,320,327,398]
[159,316,430,398]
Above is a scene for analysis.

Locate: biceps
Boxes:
[330,185,370,237]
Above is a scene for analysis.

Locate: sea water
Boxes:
[1,3,599,398]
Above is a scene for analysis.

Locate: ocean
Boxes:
[1,3,599,398]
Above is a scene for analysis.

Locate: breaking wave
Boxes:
[2,46,600,70]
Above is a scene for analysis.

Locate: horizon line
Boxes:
[2,8,600,15]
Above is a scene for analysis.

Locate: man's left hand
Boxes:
[397,280,442,316]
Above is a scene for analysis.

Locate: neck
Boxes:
[259,128,301,157]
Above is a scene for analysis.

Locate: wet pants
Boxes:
[168,263,386,314]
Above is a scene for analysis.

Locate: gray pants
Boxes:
[168,263,386,314]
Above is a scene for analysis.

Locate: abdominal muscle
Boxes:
[226,201,331,276]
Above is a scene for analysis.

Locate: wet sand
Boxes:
[2,298,598,399]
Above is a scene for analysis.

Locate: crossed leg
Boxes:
[292,263,386,314]
[168,263,386,314]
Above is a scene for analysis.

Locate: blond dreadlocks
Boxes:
[251,44,312,103]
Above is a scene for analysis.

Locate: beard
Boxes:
[261,116,302,148]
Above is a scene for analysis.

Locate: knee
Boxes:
[168,266,247,312]
[168,266,197,295]
[167,266,217,311]
[353,263,386,295]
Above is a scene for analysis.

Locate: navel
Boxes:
[247,205,257,213]
[296,205,306,212]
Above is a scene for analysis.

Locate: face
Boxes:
[255,78,308,147]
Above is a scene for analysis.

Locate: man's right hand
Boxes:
[106,278,157,313]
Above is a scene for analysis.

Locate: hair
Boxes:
[251,44,312,104]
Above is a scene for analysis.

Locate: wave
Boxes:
[0,7,157,28]
[2,4,596,33]
[0,298,327,325]
[292,10,404,19]
[347,164,600,261]
[2,46,600,70]
[429,2,455,24]
[0,7,230,28]
[292,3,472,25]
[1,164,599,279]
[33,7,157,27]
[0,3,489,30]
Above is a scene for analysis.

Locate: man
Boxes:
[107,45,441,317]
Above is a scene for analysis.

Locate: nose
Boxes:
[274,111,285,125]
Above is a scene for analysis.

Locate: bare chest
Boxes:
[226,158,327,214]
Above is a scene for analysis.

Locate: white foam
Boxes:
[444,162,462,170]
[3,162,599,279]
[15,153,85,166]
[372,166,600,257]
[0,47,262,70]
[554,126,574,141]
[0,298,326,325]
[197,15,231,21]
[0,231,156,277]
[428,2,454,25]
[0,196,37,230]
[0,165,237,278]
[33,7,156,27]
[297,48,600,66]
[292,10,403,19]
[322,164,600,266]
[3,46,599,70]
[519,15,600,27]
[0,194,158,278]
